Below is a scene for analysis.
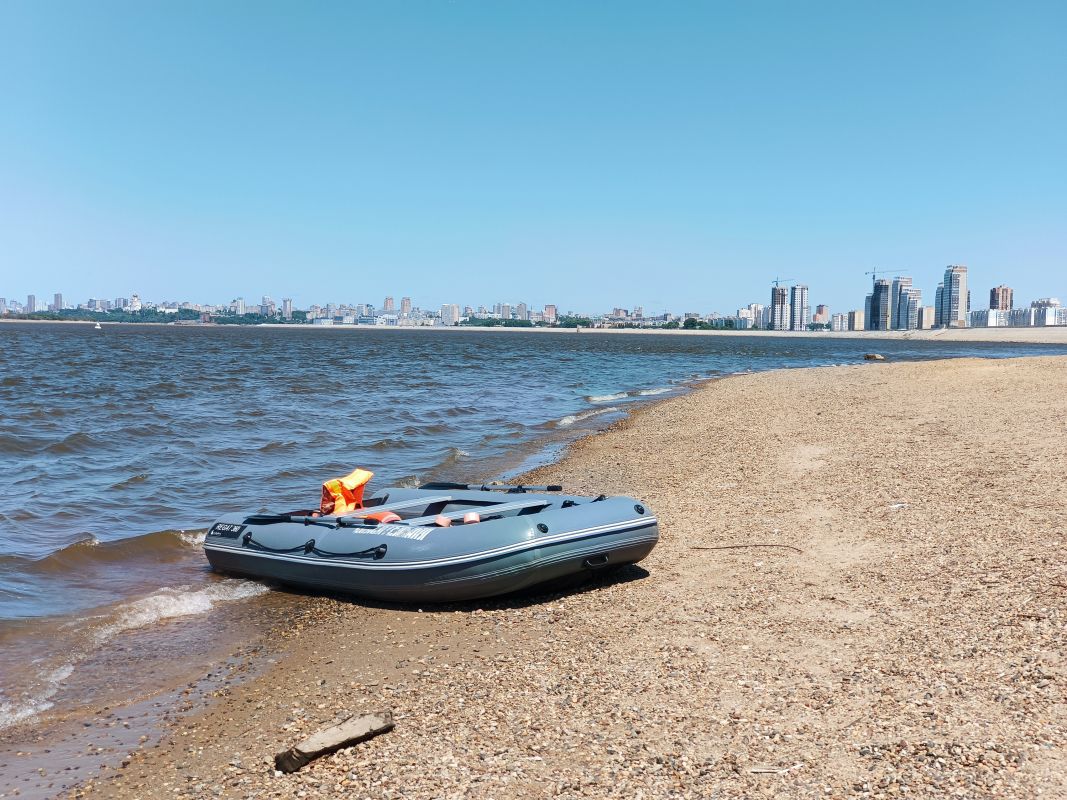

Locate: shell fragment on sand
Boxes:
[274,710,394,773]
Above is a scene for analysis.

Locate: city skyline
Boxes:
[5,261,1065,330]
[6,261,1064,323]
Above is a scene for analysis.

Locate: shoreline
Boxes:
[66,355,1067,798]
[4,317,1067,345]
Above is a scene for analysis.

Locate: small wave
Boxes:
[585,392,628,403]
[556,406,619,428]
[0,664,74,730]
[44,431,100,455]
[177,530,207,546]
[0,529,207,574]
[369,437,413,451]
[401,423,454,436]
[0,580,265,731]
[264,440,295,453]
[634,386,671,396]
[94,580,269,643]
[443,405,480,417]
[0,432,41,455]
[0,376,24,387]
[438,447,470,466]
[109,472,149,490]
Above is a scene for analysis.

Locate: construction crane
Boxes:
[770,276,796,288]
[864,269,900,283]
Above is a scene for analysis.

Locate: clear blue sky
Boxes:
[2,1,1064,314]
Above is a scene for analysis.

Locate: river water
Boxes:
[2,321,1065,732]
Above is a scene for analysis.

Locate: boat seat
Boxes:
[332,495,453,520]
[404,499,551,527]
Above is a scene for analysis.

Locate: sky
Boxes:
[1,0,1065,315]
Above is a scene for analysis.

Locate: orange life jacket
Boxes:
[320,468,374,515]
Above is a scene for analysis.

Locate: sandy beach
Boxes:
[60,356,1067,799]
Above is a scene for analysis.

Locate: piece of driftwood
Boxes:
[274,710,394,773]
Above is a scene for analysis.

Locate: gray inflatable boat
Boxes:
[203,482,658,602]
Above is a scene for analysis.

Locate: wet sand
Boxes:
[65,356,1066,799]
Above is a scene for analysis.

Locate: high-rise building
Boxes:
[831,313,847,331]
[893,284,922,330]
[543,304,558,324]
[770,286,789,331]
[439,304,461,326]
[902,288,922,330]
[516,302,528,321]
[918,306,936,329]
[383,296,395,313]
[0,298,7,315]
[813,304,830,324]
[26,294,36,313]
[282,298,293,319]
[499,303,511,321]
[848,310,865,331]
[937,265,968,327]
[52,293,64,312]
[889,277,911,329]
[990,285,1013,311]
[400,297,412,316]
[789,285,809,331]
[867,280,891,330]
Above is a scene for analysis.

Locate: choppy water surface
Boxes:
[2,322,1065,729]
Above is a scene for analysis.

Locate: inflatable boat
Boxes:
[203,477,658,603]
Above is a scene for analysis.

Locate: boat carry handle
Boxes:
[582,554,611,569]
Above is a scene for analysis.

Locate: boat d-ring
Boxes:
[582,553,611,570]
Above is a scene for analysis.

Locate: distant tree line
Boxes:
[11,308,201,323]
[460,318,535,328]
[8,308,310,325]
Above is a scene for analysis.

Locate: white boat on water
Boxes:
[94,322,102,329]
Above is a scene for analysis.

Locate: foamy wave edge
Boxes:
[585,386,672,403]
[556,406,620,428]
[0,579,268,731]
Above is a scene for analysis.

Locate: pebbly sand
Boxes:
[66,356,1065,799]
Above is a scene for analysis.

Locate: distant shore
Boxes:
[74,355,1067,799]
[5,317,1067,345]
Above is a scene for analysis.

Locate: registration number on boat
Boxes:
[209,523,245,538]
